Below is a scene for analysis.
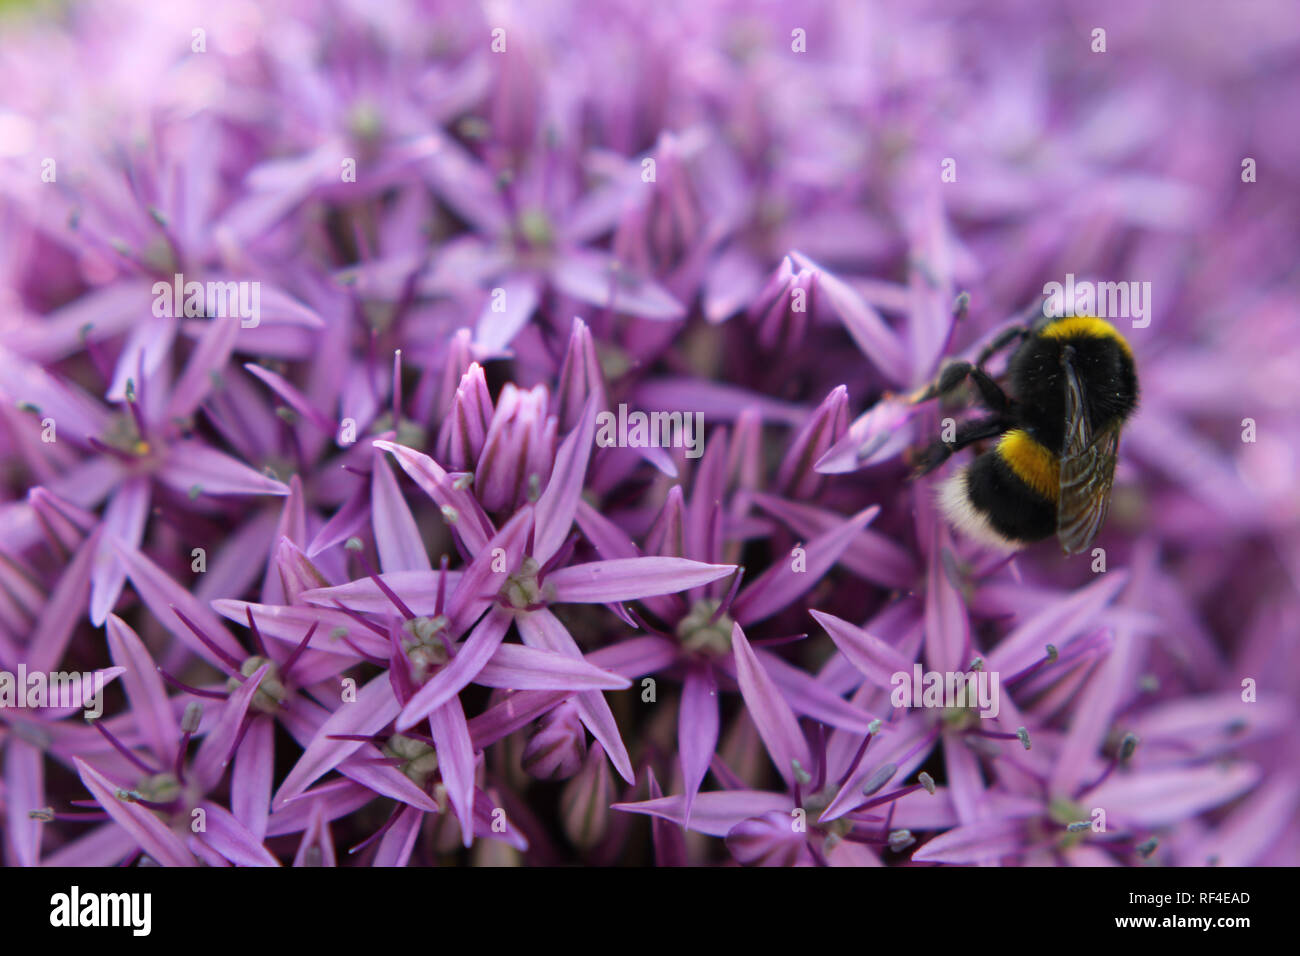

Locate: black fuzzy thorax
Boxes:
[1007,330,1139,454]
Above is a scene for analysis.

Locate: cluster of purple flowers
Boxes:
[0,0,1297,867]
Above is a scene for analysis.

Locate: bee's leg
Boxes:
[975,324,1032,369]
[909,360,976,405]
[908,414,1009,477]
[910,361,1012,416]
[967,366,1011,415]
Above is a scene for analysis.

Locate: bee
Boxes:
[908,313,1138,554]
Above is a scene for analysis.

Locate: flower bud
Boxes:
[522,701,587,781]
[436,363,492,471]
[474,384,556,511]
[725,810,806,867]
[560,742,612,849]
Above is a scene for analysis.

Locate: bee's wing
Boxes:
[1056,354,1120,554]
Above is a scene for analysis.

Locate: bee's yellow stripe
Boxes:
[1039,316,1133,359]
[996,430,1059,501]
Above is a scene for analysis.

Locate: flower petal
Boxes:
[428,699,476,846]
[533,395,597,564]
[157,441,289,497]
[105,613,180,763]
[232,717,275,842]
[374,804,424,867]
[371,450,432,574]
[812,609,914,689]
[89,478,150,626]
[550,248,685,320]
[1089,763,1261,827]
[613,790,792,837]
[911,816,1027,865]
[730,622,811,787]
[679,666,719,825]
[547,557,735,604]
[195,800,280,867]
[477,643,632,691]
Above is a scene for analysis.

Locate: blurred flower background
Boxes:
[0,0,1297,867]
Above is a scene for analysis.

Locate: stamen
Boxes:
[175,701,203,783]
[89,719,160,776]
[898,727,940,765]
[1119,732,1140,761]
[537,532,579,579]
[860,762,897,797]
[326,599,390,638]
[157,668,228,700]
[708,753,747,791]
[31,808,108,822]
[115,790,175,812]
[123,378,150,445]
[608,601,640,628]
[1074,732,1139,798]
[281,621,318,681]
[971,726,1032,750]
[837,719,881,788]
[805,836,829,867]
[170,605,244,673]
[888,829,915,852]
[387,619,417,703]
[852,781,927,813]
[345,537,416,621]
[1007,644,1059,684]
[812,724,828,793]
[87,435,138,463]
[348,802,406,856]
[434,554,450,617]
[752,632,808,649]
[78,323,114,382]
[223,711,257,769]
[624,605,676,641]
[709,566,745,622]
[392,349,403,434]
[245,607,268,656]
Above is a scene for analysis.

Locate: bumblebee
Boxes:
[909,314,1138,554]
